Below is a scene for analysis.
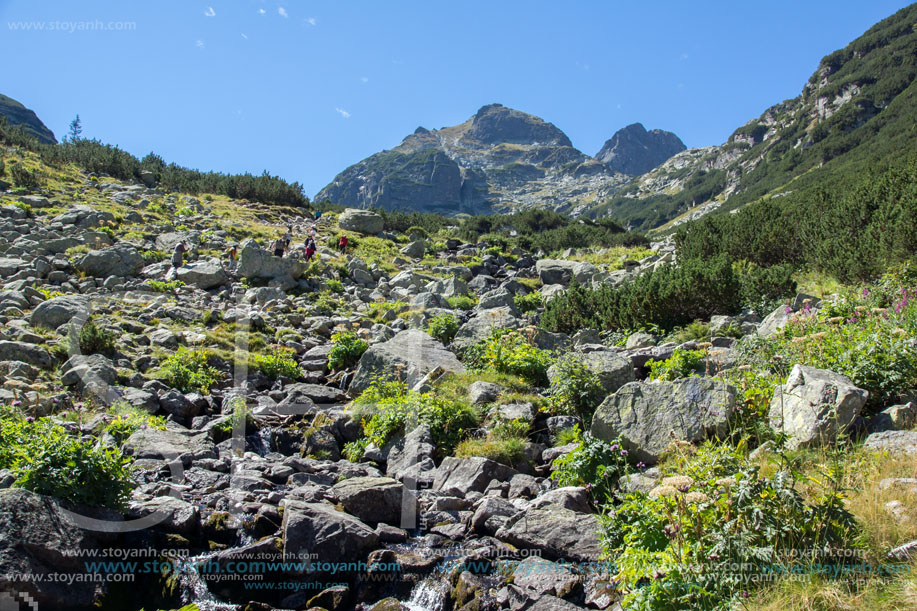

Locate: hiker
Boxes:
[304,237,316,262]
[272,237,286,258]
[338,234,349,254]
[226,244,238,270]
[171,241,187,269]
[283,224,294,249]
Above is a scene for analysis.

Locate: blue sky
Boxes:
[1,1,912,197]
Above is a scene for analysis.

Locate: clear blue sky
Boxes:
[1,1,912,198]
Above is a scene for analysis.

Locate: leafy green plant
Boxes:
[250,350,302,380]
[325,279,344,294]
[328,331,369,371]
[647,348,705,381]
[213,398,254,438]
[104,403,167,445]
[548,353,605,421]
[668,321,711,344]
[73,319,116,355]
[10,200,32,217]
[468,328,554,386]
[446,295,477,311]
[146,279,185,292]
[551,426,630,504]
[513,290,543,313]
[140,249,168,264]
[346,377,479,459]
[601,443,859,610]
[158,347,222,394]
[0,405,132,508]
[9,163,41,190]
[426,313,459,345]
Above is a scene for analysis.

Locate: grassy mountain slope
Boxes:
[588,3,917,231]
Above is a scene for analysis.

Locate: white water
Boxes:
[175,552,240,611]
[403,578,447,611]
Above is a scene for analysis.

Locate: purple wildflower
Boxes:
[25,416,34,423]
[785,305,793,315]
[11,400,21,407]
[637,462,646,469]
[862,288,869,298]
[620,449,628,457]
[610,444,618,451]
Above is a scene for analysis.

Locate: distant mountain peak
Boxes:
[466,103,573,147]
[595,124,685,175]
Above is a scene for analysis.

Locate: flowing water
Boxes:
[403,578,449,611]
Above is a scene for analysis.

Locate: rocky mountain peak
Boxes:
[466,103,573,147]
[594,122,686,175]
[0,93,57,144]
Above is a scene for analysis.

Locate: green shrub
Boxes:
[325,279,344,294]
[104,403,167,445]
[9,163,41,190]
[140,249,168,264]
[328,331,369,371]
[250,350,302,380]
[513,291,543,313]
[446,295,476,311]
[0,406,132,508]
[737,289,917,409]
[77,319,116,355]
[548,353,605,421]
[426,313,459,345]
[647,348,705,381]
[158,347,222,394]
[146,279,185,292]
[667,320,710,344]
[540,256,745,334]
[551,426,630,504]
[467,329,554,386]
[601,443,858,610]
[454,434,528,467]
[11,200,32,217]
[346,378,479,459]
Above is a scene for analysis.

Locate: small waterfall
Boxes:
[247,427,273,456]
[173,552,239,611]
[403,578,448,611]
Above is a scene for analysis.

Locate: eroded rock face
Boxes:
[175,260,227,289]
[768,365,868,449]
[433,457,518,496]
[0,489,102,609]
[330,476,405,526]
[591,378,737,464]
[349,329,465,396]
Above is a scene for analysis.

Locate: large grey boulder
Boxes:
[338,208,383,235]
[433,457,518,495]
[122,426,217,464]
[495,505,601,562]
[155,231,200,252]
[591,378,737,464]
[757,304,792,337]
[0,340,53,369]
[330,476,405,526]
[452,307,523,351]
[768,365,867,450]
[400,240,425,259]
[0,489,105,609]
[237,239,306,282]
[175,260,227,289]
[60,354,118,400]
[549,350,634,397]
[863,431,917,455]
[349,329,464,396]
[127,496,199,535]
[75,242,144,278]
[29,295,90,329]
[385,424,437,484]
[536,259,577,285]
[282,501,379,574]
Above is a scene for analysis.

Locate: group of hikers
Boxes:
[168,211,350,275]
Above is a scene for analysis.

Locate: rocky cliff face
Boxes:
[316,103,682,216]
[0,93,57,144]
[595,123,686,175]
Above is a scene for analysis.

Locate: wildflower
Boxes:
[648,485,678,499]
[855,306,868,313]
[784,305,793,315]
[610,444,618,451]
[872,308,886,315]
[636,462,646,469]
[715,477,736,489]
[684,492,709,504]
[663,523,681,537]
[140,424,148,430]
[11,400,21,406]
[661,475,694,489]
[25,416,34,423]
[827,316,844,324]
[862,288,869,297]
[809,332,827,341]
[620,449,628,457]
